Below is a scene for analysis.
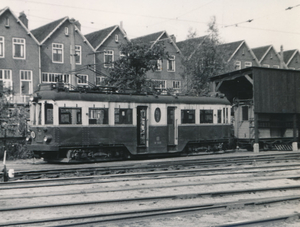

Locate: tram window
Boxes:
[45,104,53,124]
[217,109,222,123]
[200,110,213,123]
[115,108,132,124]
[181,110,195,124]
[59,108,82,124]
[89,108,108,124]
[242,106,248,121]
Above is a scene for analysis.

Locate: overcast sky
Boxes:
[2,0,300,51]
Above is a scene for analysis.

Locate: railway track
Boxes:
[1,154,300,226]
[2,151,300,181]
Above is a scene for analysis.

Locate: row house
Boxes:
[251,45,287,69]
[0,7,40,104]
[31,17,95,89]
[282,49,300,70]
[85,24,129,86]
[131,31,185,94]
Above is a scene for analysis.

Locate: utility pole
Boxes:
[70,18,77,89]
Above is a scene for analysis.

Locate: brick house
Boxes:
[0,7,40,104]
[31,17,95,88]
[218,40,260,70]
[282,49,300,70]
[85,25,130,86]
[131,31,185,93]
[251,45,287,69]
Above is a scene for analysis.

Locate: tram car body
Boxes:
[27,84,233,162]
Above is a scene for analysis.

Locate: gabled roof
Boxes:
[176,36,207,60]
[218,40,244,61]
[176,36,207,50]
[283,49,298,65]
[251,45,272,62]
[131,31,181,53]
[31,17,68,44]
[131,31,165,44]
[0,7,39,45]
[85,25,128,50]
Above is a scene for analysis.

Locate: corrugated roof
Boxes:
[85,25,117,49]
[251,45,271,61]
[31,17,67,43]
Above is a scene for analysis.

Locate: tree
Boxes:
[0,91,30,159]
[180,16,233,96]
[105,42,168,93]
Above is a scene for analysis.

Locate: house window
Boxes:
[173,81,181,89]
[156,59,162,71]
[52,43,63,63]
[119,51,126,58]
[89,108,109,124]
[153,80,166,90]
[75,45,81,65]
[167,55,175,71]
[96,76,106,85]
[200,110,213,123]
[181,110,195,124]
[5,17,9,27]
[273,65,279,68]
[77,74,88,85]
[20,70,32,97]
[59,108,82,124]
[42,73,69,84]
[235,61,241,70]
[0,37,4,58]
[0,69,12,92]
[13,38,25,59]
[104,50,114,68]
[242,106,248,121]
[115,34,118,42]
[245,62,252,68]
[115,108,132,124]
[262,64,270,68]
[64,27,69,36]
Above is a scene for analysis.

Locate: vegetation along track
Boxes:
[2,151,300,181]
[1,153,300,226]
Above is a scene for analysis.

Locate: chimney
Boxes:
[280,45,284,69]
[19,11,28,28]
[170,34,176,43]
[74,20,81,31]
[119,21,127,37]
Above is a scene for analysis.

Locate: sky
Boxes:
[2,0,300,51]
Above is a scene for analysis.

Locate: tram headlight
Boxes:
[30,131,36,139]
[43,135,52,143]
[26,136,31,142]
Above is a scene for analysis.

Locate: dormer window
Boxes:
[65,27,69,36]
[115,34,119,43]
[5,17,9,27]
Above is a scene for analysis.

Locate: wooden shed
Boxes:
[210,67,299,152]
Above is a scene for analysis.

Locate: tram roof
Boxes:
[33,90,231,105]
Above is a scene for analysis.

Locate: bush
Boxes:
[0,139,34,160]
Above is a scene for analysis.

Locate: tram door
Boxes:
[137,106,148,146]
[167,107,176,145]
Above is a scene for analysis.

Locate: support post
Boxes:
[292,114,298,151]
[253,113,259,153]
